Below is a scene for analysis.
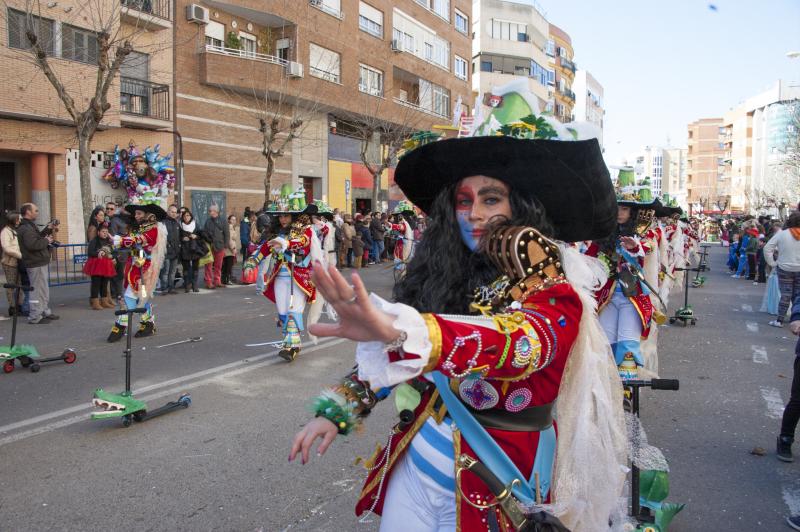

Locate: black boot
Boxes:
[107,323,126,343]
[134,321,156,338]
[778,435,794,462]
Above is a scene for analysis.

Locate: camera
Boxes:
[39,219,61,247]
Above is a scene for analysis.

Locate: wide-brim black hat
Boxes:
[652,198,683,218]
[125,203,167,221]
[394,137,616,242]
[265,204,318,217]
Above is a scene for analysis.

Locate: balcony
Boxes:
[201,45,301,94]
[120,77,171,127]
[120,0,172,30]
[559,56,576,74]
[393,97,449,119]
[557,87,576,102]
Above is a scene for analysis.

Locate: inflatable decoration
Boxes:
[102,143,175,207]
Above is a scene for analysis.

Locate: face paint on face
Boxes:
[454,176,512,251]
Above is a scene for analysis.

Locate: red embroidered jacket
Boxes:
[120,224,159,294]
[259,226,316,303]
[355,283,582,531]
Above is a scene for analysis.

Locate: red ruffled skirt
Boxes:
[83,257,116,277]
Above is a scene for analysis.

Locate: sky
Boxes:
[518,0,800,164]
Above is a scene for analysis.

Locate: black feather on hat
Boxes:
[393,136,616,242]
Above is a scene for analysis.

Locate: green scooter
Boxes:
[91,307,190,427]
[0,283,77,373]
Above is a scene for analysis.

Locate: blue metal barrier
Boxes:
[48,243,90,286]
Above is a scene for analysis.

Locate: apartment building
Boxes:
[471,0,551,110]
[0,0,174,243]
[625,146,666,197]
[572,69,603,146]
[686,117,725,213]
[664,147,688,210]
[548,23,575,123]
[175,0,471,219]
[722,80,800,214]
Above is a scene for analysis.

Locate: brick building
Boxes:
[0,1,174,243]
[686,117,725,213]
[174,0,472,220]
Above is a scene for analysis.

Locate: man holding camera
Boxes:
[17,202,59,324]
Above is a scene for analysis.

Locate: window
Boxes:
[312,0,342,18]
[480,60,492,72]
[392,28,414,52]
[432,84,450,117]
[204,20,224,48]
[546,69,555,85]
[455,10,468,34]
[454,56,467,80]
[359,2,383,38]
[7,8,55,55]
[393,9,449,69]
[557,46,568,58]
[239,31,257,57]
[545,39,555,56]
[62,24,98,64]
[432,0,449,21]
[309,43,340,83]
[531,61,548,85]
[514,65,530,76]
[490,20,527,42]
[359,64,383,96]
[424,42,433,61]
[121,51,149,80]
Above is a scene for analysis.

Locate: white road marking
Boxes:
[746,321,759,333]
[751,345,769,364]
[742,304,753,312]
[761,386,785,420]
[0,338,347,446]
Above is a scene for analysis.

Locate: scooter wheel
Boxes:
[30,363,40,373]
[63,349,77,364]
[178,394,192,408]
[691,319,697,325]
[19,356,33,368]
[2,360,14,373]
[122,415,132,427]
[133,411,147,422]
[669,318,676,324]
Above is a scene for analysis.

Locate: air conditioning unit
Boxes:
[286,61,304,78]
[186,4,209,24]
[309,0,322,5]
[391,39,402,52]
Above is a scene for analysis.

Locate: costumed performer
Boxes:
[390,201,416,264]
[289,131,628,530]
[586,168,658,380]
[107,203,167,342]
[308,200,338,344]
[245,192,321,362]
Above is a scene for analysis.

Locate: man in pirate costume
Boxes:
[107,203,167,342]
[245,188,321,361]
[585,168,660,380]
[289,81,628,532]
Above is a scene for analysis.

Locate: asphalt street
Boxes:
[0,249,797,531]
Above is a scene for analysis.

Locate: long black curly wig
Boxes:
[393,181,554,314]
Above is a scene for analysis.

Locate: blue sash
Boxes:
[431,371,556,503]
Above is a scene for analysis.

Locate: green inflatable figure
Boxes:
[636,469,685,531]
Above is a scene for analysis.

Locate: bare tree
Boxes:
[334,88,433,210]
[3,1,169,221]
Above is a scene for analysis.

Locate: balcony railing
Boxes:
[559,57,576,74]
[121,0,171,20]
[204,44,289,67]
[392,97,449,119]
[120,77,170,121]
[558,88,576,102]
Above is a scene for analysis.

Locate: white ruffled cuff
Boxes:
[356,294,432,388]
[273,236,288,253]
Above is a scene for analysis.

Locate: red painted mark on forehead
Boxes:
[455,185,475,211]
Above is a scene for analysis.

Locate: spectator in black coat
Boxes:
[159,205,181,294]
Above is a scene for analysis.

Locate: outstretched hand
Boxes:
[308,263,400,344]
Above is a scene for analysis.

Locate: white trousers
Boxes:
[598,290,642,345]
[379,452,456,532]
[273,273,307,316]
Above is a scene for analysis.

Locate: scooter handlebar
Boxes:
[3,283,33,291]
[114,307,148,316]
[651,378,680,391]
